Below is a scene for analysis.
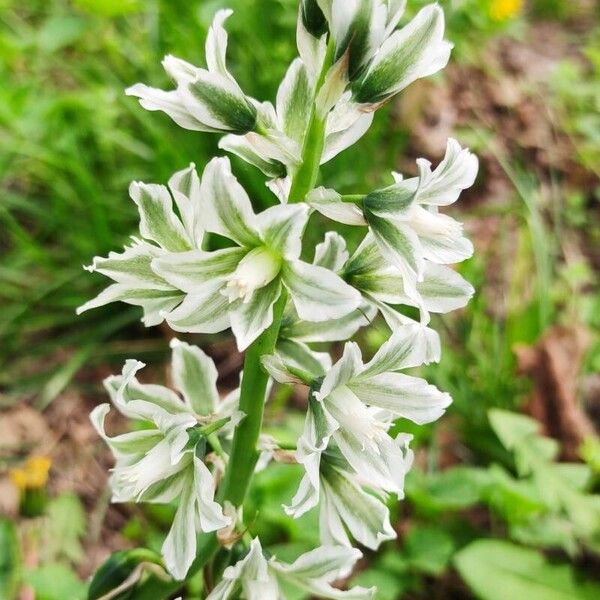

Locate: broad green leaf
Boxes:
[455,540,600,600]
[42,493,86,564]
[404,525,455,575]
[25,563,87,600]
[406,466,490,513]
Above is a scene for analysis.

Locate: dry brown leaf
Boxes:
[515,325,596,459]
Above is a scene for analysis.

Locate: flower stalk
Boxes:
[287,42,333,203]
[218,290,288,506]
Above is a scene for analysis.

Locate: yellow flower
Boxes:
[489,0,523,21]
[8,456,52,491]
[25,456,52,488]
[9,468,28,491]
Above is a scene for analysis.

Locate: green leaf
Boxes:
[42,493,86,564]
[454,540,600,600]
[353,568,410,600]
[0,519,20,600]
[406,466,491,513]
[485,465,545,523]
[488,409,559,474]
[87,549,164,600]
[404,525,455,575]
[24,563,87,600]
[488,409,540,449]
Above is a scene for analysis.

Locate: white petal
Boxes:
[193,457,231,531]
[307,187,367,226]
[165,280,232,334]
[200,157,260,247]
[349,372,452,424]
[416,138,479,206]
[359,324,430,377]
[261,353,307,385]
[230,279,282,351]
[367,299,441,362]
[365,212,423,299]
[152,247,246,292]
[205,9,234,77]
[256,203,310,260]
[277,58,314,144]
[266,176,292,204]
[129,182,192,252]
[90,404,162,460]
[418,262,474,313]
[76,283,183,327]
[314,231,349,272]
[85,242,170,288]
[105,363,187,417]
[285,469,321,519]
[322,467,396,550]
[168,163,204,246]
[242,130,301,167]
[283,260,361,322]
[162,54,200,82]
[170,339,220,415]
[316,342,363,401]
[385,0,407,35]
[180,69,257,133]
[125,84,211,132]
[219,134,287,179]
[162,479,196,580]
[296,10,328,79]
[273,545,362,581]
[418,221,474,264]
[354,4,452,105]
[277,338,332,377]
[322,111,374,164]
[280,303,376,343]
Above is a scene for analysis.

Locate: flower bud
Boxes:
[352,4,452,107]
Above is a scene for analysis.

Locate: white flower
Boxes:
[341,231,474,329]
[307,138,478,298]
[278,228,471,362]
[263,325,451,546]
[351,4,453,108]
[152,157,361,350]
[90,341,235,580]
[126,10,257,134]
[206,538,375,600]
[289,441,407,549]
[77,163,204,326]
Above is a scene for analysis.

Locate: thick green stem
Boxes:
[287,113,327,203]
[218,290,288,506]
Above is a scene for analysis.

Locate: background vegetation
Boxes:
[1,0,599,598]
